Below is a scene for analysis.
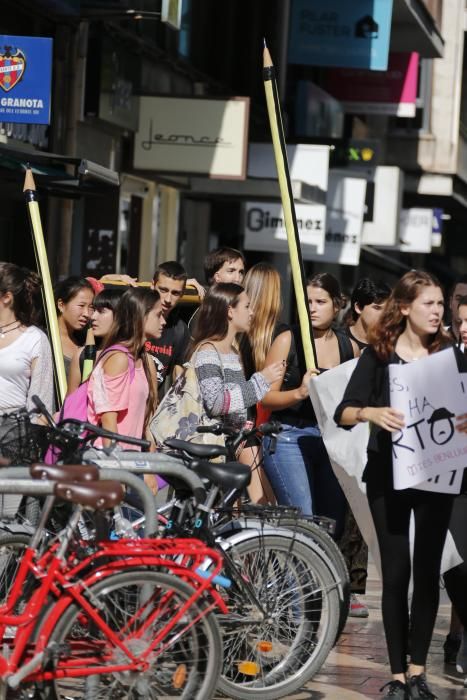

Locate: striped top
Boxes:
[194,344,270,427]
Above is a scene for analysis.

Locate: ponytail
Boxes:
[0,262,42,326]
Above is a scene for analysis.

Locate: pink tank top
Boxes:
[87,360,149,449]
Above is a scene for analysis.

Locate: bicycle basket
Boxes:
[0,412,50,464]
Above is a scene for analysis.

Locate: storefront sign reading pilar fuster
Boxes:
[0,35,52,124]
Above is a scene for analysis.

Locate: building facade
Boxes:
[0,0,466,308]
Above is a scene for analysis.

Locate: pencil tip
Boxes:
[23,166,36,193]
[263,42,273,68]
[263,37,267,48]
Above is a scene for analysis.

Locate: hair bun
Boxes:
[22,268,42,298]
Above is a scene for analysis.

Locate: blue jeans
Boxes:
[263,424,347,539]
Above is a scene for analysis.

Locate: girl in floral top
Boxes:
[189,283,284,430]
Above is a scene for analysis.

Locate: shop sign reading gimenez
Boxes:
[243,201,326,258]
[134,96,250,180]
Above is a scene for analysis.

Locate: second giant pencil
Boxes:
[262,45,317,369]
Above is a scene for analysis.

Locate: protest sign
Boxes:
[309,356,463,576]
[389,348,467,492]
[308,359,381,576]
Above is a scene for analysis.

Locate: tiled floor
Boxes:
[289,563,466,699]
[220,562,467,699]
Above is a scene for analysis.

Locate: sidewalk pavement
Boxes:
[220,561,466,700]
[287,561,466,699]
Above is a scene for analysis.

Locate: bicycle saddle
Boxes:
[164,438,229,459]
[30,463,99,483]
[54,480,124,510]
[190,459,251,491]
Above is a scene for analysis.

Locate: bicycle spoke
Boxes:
[49,572,221,700]
[218,533,339,698]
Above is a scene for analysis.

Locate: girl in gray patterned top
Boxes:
[190,283,284,429]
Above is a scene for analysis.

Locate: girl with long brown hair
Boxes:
[87,287,165,448]
[189,282,284,431]
[0,262,53,414]
[335,270,467,700]
[261,272,357,534]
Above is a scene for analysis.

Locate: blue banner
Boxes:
[0,35,53,124]
[288,0,393,71]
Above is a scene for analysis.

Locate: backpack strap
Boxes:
[194,341,225,379]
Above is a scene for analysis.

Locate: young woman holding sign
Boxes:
[261,272,358,537]
[335,271,467,700]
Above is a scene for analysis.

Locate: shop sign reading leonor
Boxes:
[244,201,326,258]
[134,96,250,179]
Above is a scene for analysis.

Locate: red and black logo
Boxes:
[0,45,26,92]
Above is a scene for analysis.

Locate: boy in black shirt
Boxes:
[145,261,190,385]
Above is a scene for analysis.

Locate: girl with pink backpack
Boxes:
[86,287,165,448]
[46,288,165,502]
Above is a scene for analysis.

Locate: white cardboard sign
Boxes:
[308,360,381,576]
[389,348,467,492]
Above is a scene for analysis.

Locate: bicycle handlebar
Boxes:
[196,420,282,452]
[32,395,150,450]
[31,395,56,427]
[58,418,151,449]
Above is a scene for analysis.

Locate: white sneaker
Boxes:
[349,593,369,618]
[456,629,467,675]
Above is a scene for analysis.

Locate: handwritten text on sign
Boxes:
[389,348,467,493]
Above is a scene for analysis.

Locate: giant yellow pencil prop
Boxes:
[81,325,96,382]
[263,45,317,369]
[23,168,67,402]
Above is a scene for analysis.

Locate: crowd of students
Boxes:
[0,250,466,699]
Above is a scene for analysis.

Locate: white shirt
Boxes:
[0,326,52,412]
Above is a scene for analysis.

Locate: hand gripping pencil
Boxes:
[23,167,67,402]
[263,44,317,370]
[81,326,96,381]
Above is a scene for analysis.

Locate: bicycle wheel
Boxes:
[274,517,351,641]
[221,514,350,644]
[0,534,30,608]
[217,532,339,699]
[44,570,222,700]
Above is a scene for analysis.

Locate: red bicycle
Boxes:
[0,465,226,700]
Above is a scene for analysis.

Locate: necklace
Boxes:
[0,322,20,339]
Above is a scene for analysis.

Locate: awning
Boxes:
[188,142,329,205]
[0,142,119,197]
[361,245,411,274]
[188,177,326,205]
[390,0,444,58]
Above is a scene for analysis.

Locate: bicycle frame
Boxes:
[0,522,227,688]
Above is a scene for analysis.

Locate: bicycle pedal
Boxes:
[15,687,38,699]
[42,642,68,665]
